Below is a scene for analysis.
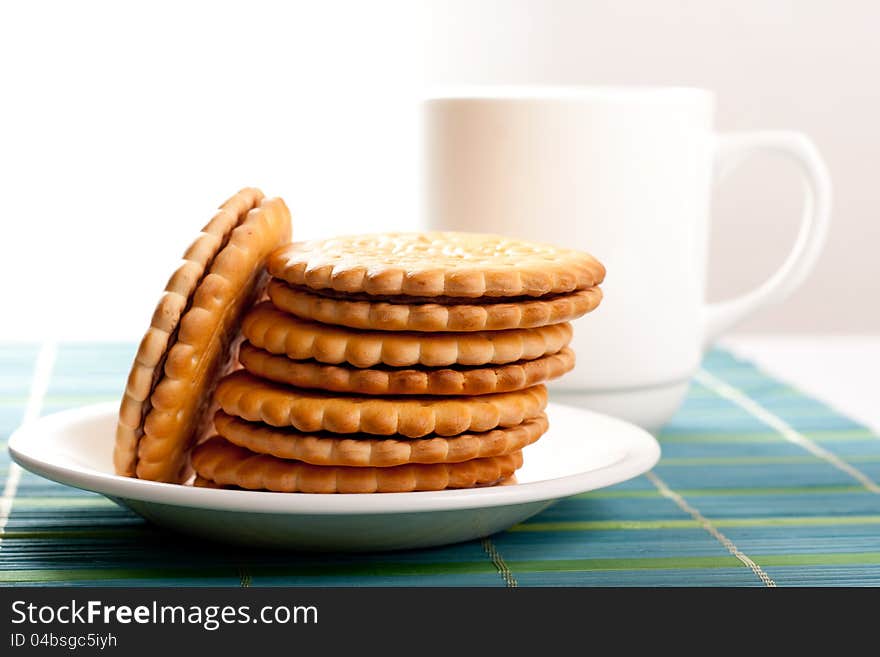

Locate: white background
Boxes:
[2,0,878,340]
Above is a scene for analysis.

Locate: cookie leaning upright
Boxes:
[115,189,291,483]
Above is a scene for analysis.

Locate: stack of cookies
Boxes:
[191,232,605,493]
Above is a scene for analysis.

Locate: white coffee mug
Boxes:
[424,87,831,431]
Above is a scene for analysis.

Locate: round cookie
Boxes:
[267,278,602,332]
[214,410,548,466]
[191,436,523,493]
[242,301,572,368]
[115,192,292,483]
[238,341,575,395]
[115,188,264,479]
[192,475,236,489]
[268,232,605,298]
[215,370,548,437]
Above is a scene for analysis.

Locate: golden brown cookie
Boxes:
[191,436,523,493]
[115,192,292,483]
[268,232,605,298]
[192,475,236,489]
[215,370,548,437]
[214,410,547,466]
[115,188,264,478]
[115,188,265,479]
[267,278,602,332]
[242,301,572,368]
[238,341,575,395]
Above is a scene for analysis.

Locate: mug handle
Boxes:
[702,131,832,347]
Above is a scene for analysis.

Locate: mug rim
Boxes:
[424,85,713,103]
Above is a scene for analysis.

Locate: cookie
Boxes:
[215,370,548,437]
[242,301,572,368]
[214,410,547,466]
[267,279,602,332]
[193,475,234,489]
[115,188,265,479]
[191,436,524,493]
[238,341,575,395]
[115,192,292,483]
[268,232,605,298]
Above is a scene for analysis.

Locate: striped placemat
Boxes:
[2,342,879,587]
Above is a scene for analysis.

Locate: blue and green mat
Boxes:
[2,343,879,587]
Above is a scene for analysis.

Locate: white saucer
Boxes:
[8,402,660,551]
